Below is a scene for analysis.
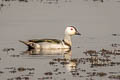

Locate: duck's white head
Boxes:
[65,26,81,36]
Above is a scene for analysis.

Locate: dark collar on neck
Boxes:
[62,40,71,49]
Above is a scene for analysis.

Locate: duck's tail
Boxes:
[19,40,34,49]
[19,40,30,45]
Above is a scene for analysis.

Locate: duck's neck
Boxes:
[63,34,72,47]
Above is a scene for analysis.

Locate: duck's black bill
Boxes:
[75,32,81,35]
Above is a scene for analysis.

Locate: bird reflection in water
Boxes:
[63,50,78,72]
[21,48,79,73]
[21,48,70,55]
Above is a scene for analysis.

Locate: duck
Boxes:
[19,26,81,49]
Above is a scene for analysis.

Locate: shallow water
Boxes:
[0,0,120,80]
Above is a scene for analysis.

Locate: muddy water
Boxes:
[0,0,120,80]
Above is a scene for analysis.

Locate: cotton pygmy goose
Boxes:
[19,26,81,49]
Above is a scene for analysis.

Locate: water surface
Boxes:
[0,0,120,80]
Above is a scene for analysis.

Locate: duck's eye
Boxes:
[71,28,73,30]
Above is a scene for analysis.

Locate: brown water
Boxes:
[0,0,120,80]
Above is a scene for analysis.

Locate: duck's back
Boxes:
[29,39,61,44]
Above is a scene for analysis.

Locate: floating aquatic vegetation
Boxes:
[84,50,97,56]
[84,50,97,54]
[1,0,117,11]
[87,72,107,77]
[110,62,120,66]
[4,67,35,74]
[18,0,28,2]
[17,67,26,72]
[2,0,28,2]
[0,0,72,10]
[108,75,120,79]
[38,76,52,80]
[84,48,120,56]
[53,58,66,61]
[7,76,30,80]
[112,34,120,36]
[93,0,104,2]
[111,43,120,48]
[109,72,119,74]
[82,48,120,68]
[10,54,20,57]
[44,72,53,75]
[2,48,15,53]
[3,67,35,80]
[0,71,4,75]
[0,3,5,9]
[53,68,59,72]
[49,61,57,65]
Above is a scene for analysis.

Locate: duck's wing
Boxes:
[29,39,61,44]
